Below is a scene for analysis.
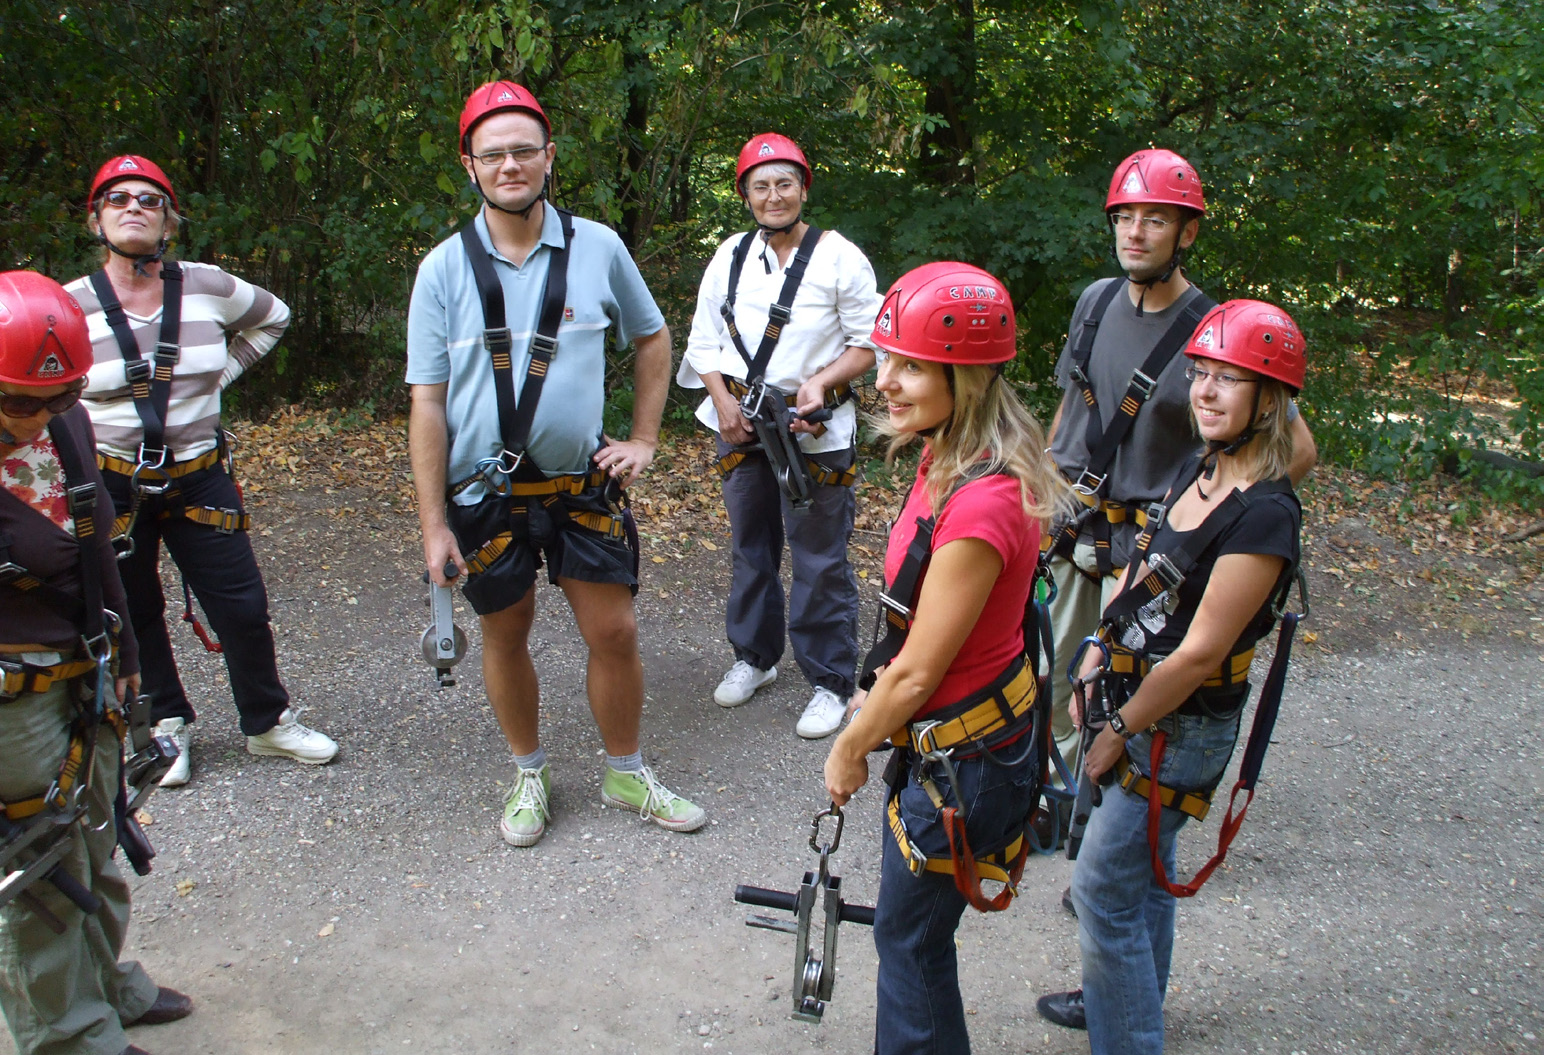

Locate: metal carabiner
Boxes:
[1065,634,1111,687]
[128,461,171,497]
[808,803,844,857]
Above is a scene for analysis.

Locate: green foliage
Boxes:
[0,0,1540,500]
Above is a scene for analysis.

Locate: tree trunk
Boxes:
[917,0,976,188]
[619,42,651,252]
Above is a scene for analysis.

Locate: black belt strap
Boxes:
[459,210,575,461]
[719,225,823,384]
[88,263,183,464]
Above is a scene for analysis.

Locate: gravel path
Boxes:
[5,478,1540,1055]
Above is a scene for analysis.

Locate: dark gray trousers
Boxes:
[716,438,860,698]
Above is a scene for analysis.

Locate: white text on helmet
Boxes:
[947,285,999,300]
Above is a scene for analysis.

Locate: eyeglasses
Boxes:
[101,190,168,210]
[747,179,800,198]
[1184,364,1260,390]
[1110,212,1175,232]
[0,385,85,419]
[473,146,545,168]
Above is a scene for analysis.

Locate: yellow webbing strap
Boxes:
[1113,754,1213,822]
[0,659,101,698]
[464,507,627,577]
[1106,647,1255,689]
[97,447,221,480]
[885,795,1025,885]
[568,510,626,539]
[713,449,855,488]
[466,533,513,576]
[892,662,1037,754]
[181,507,251,533]
[3,709,128,822]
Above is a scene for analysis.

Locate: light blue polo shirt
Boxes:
[406,204,665,503]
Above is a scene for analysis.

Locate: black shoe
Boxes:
[1061,885,1077,917]
[120,1046,151,1055]
[1029,807,1060,850]
[125,986,193,1026]
[1036,989,1087,1030]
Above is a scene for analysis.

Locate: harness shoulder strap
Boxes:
[458,210,575,460]
[1071,286,1216,494]
[717,226,824,383]
[43,418,106,645]
[87,265,184,461]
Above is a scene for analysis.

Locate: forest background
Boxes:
[4,0,1541,502]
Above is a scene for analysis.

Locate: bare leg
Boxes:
[557,578,642,756]
[479,589,541,755]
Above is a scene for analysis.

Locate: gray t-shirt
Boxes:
[1050,278,1210,567]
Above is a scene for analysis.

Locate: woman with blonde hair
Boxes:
[824,261,1068,1054]
[1037,299,1308,1053]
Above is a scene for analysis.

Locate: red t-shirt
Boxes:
[884,454,1041,719]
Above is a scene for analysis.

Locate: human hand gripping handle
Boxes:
[423,524,466,587]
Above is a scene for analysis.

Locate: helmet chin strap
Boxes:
[758,211,802,236]
[471,169,548,221]
[97,231,167,278]
[1195,386,1263,500]
[1109,218,1189,317]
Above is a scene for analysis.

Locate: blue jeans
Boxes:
[873,746,1039,1055]
[1071,711,1242,1055]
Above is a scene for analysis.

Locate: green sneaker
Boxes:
[500,765,551,847]
[601,765,706,832]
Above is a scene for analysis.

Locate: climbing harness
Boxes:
[735,804,875,1024]
[711,225,855,508]
[1066,454,1308,892]
[1043,280,1216,581]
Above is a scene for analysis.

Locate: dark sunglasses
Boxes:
[101,190,168,210]
[0,386,85,418]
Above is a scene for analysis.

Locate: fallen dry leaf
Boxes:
[175,879,196,897]
[317,923,335,937]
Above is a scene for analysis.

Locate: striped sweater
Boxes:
[65,261,290,462]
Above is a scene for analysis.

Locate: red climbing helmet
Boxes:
[1105,149,1205,216]
[735,134,812,198]
[870,262,1016,365]
[459,80,551,152]
[88,155,177,212]
[0,271,93,388]
[1184,299,1305,392]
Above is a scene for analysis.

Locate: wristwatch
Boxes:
[1107,709,1136,741]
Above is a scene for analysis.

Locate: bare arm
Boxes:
[1081,551,1285,782]
[595,324,671,487]
[1047,400,1065,445]
[1287,411,1318,485]
[408,382,464,586]
[825,537,1004,805]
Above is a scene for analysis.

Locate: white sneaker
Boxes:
[796,688,847,739]
[714,661,777,708]
[156,717,192,788]
[246,708,339,764]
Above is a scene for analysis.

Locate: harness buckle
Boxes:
[529,331,559,359]
[1141,501,1166,533]
[1070,469,1106,497]
[1129,369,1157,399]
[1069,363,1089,386]
[65,484,97,516]
[135,444,169,471]
[123,359,153,384]
[876,591,912,621]
[1146,552,1185,593]
[483,327,513,355]
[767,302,793,326]
[213,508,243,535]
[0,561,27,587]
[153,341,181,365]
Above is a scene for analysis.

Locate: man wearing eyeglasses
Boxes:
[678,133,880,741]
[406,81,703,849]
[1036,149,1318,859]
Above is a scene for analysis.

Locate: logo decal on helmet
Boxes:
[118,158,141,171]
[876,306,894,337]
[758,143,774,157]
[1194,325,1216,348]
[1122,170,1145,193]
[497,90,515,102]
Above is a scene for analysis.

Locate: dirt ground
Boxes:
[5,429,1541,1055]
